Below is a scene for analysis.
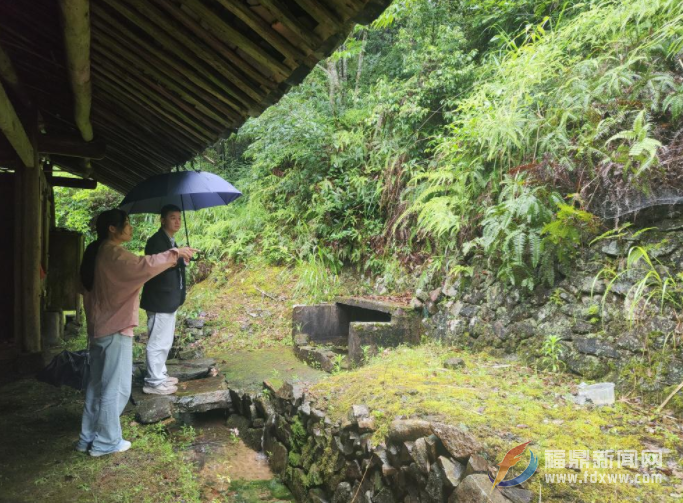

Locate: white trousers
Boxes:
[144,311,177,387]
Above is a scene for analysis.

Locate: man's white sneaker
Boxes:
[164,376,179,385]
[142,382,178,395]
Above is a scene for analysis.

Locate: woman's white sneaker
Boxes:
[90,440,131,457]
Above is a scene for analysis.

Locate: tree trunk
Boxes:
[354,30,368,103]
[325,59,339,115]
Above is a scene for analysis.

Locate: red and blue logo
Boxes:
[489,441,539,490]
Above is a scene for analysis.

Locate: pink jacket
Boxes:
[84,240,180,338]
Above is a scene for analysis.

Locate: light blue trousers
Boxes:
[78,333,132,454]
[144,311,177,387]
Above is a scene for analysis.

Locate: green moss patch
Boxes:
[310,345,683,502]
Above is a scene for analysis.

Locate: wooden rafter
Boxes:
[91,4,249,118]
[92,47,222,139]
[45,173,97,189]
[216,0,307,62]
[259,0,322,52]
[154,0,277,92]
[292,0,342,31]
[91,20,239,125]
[179,0,293,79]
[125,0,267,107]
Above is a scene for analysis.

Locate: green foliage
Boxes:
[541,199,600,264]
[466,175,561,290]
[405,0,683,285]
[598,244,683,325]
[538,334,566,373]
[290,417,307,453]
[606,110,663,177]
[549,289,564,306]
[332,353,345,374]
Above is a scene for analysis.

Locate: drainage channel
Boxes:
[171,409,294,502]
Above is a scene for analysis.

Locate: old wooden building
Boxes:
[0,0,390,371]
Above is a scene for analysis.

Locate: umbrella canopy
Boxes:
[119,171,241,214]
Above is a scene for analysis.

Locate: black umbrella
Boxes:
[119,171,242,246]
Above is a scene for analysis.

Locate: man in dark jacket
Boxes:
[140,204,187,395]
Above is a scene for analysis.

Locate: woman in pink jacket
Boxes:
[76,209,196,457]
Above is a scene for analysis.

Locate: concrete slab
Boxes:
[213,348,327,395]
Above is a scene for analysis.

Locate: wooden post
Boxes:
[20,157,42,353]
[13,170,23,349]
[60,0,93,142]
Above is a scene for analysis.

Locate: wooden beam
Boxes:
[324,0,358,20]
[91,110,183,166]
[91,4,250,117]
[259,0,322,52]
[45,173,97,189]
[59,0,93,142]
[91,82,203,161]
[0,79,34,167]
[215,0,306,62]
[91,93,194,161]
[92,44,227,134]
[0,43,21,91]
[91,20,239,126]
[38,135,106,159]
[19,127,42,353]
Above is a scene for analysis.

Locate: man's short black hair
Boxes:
[160,204,182,219]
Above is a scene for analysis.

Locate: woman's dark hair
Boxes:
[80,209,128,291]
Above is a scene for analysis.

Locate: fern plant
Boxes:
[466,174,561,290]
[607,110,662,177]
[541,200,599,264]
[663,85,683,122]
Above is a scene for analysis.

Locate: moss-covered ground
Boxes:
[310,344,683,502]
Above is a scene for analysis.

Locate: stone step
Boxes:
[131,375,230,423]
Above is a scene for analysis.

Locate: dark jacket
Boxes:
[140,229,186,313]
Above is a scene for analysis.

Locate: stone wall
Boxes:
[226,379,529,503]
[413,218,683,398]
